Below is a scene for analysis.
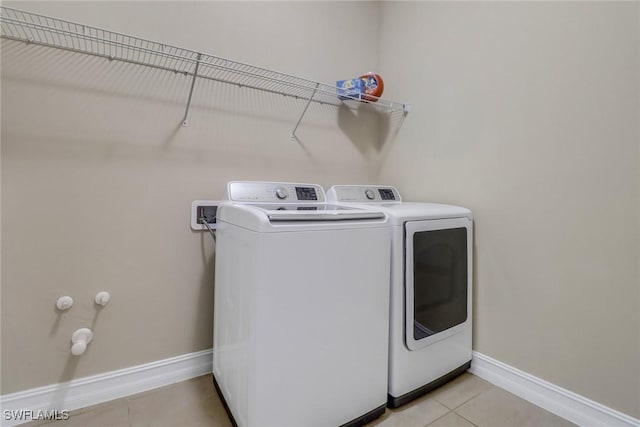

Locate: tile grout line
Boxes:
[424,409,453,426]
[454,410,481,427]
[429,378,495,426]
[447,384,493,426]
[433,382,496,412]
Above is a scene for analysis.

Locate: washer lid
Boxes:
[248,203,385,222]
[325,185,472,223]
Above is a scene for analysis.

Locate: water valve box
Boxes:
[191,200,219,231]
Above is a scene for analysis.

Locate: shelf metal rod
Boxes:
[291,82,319,141]
[0,34,192,76]
[1,16,198,67]
[182,53,201,127]
[1,5,411,125]
[1,32,391,115]
[2,14,407,111]
[3,15,332,97]
[2,36,407,118]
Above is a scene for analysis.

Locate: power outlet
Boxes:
[191,200,220,231]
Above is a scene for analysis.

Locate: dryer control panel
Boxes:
[326,185,402,203]
[225,181,327,203]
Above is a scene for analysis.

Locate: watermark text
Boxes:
[3,409,70,422]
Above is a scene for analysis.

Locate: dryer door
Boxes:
[404,217,472,351]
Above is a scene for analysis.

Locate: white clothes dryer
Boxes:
[327,185,473,408]
[213,182,391,427]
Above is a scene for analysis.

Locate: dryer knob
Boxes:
[365,189,376,200]
[275,186,288,200]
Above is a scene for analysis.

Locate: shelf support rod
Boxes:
[182,53,202,127]
[291,82,319,142]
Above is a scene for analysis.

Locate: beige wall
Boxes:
[1,1,384,394]
[378,1,640,418]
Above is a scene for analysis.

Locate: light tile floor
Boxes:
[25,373,576,427]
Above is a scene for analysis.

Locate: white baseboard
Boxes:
[470,351,639,427]
[0,349,213,427]
[3,349,637,427]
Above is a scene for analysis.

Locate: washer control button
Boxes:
[365,189,376,200]
[275,186,289,200]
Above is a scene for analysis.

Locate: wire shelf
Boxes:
[1,6,410,136]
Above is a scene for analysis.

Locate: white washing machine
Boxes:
[213,181,391,427]
[327,185,473,408]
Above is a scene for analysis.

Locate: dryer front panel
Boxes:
[404,218,472,351]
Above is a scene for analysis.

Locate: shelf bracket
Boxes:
[182,53,202,127]
[291,82,319,141]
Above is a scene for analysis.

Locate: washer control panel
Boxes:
[226,182,326,203]
[326,185,402,203]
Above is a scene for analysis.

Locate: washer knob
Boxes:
[275,186,288,200]
[365,189,376,200]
